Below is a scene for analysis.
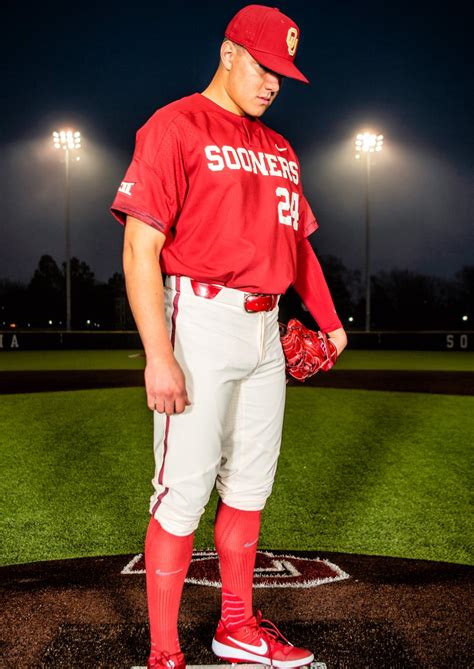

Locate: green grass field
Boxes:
[0,350,146,371]
[1,385,472,567]
[0,349,473,371]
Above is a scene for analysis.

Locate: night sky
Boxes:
[2,1,472,284]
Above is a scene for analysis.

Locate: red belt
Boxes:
[190,280,278,313]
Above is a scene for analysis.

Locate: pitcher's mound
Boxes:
[1,550,472,668]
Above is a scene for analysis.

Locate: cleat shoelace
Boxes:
[149,651,178,668]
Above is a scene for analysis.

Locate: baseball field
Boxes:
[1,348,473,668]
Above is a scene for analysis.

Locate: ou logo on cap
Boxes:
[286,27,299,56]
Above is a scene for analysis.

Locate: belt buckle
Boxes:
[244,293,273,313]
[244,293,259,313]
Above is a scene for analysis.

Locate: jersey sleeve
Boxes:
[110,117,187,235]
[293,238,343,333]
[297,193,318,241]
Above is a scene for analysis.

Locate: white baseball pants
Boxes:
[149,275,287,536]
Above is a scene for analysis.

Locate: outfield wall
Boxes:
[0,330,472,351]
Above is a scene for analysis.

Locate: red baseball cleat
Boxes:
[212,611,314,667]
[147,650,186,669]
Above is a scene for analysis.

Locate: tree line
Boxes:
[0,254,472,331]
[0,255,133,331]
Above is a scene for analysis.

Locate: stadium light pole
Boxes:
[355,131,383,332]
[52,129,81,331]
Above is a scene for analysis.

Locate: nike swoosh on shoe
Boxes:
[227,637,269,655]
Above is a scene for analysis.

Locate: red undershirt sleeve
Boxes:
[293,237,343,333]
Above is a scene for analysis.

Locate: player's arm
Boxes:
[293,237,348,356]
[123,215,190,415]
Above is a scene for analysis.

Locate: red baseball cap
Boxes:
[224,4,309,84]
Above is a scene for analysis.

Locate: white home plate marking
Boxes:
[122,553,144,574]
[122,550,349,588]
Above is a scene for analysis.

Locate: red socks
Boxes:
[145,517,194,656]
[145,502,260,657]
[214,501,261,629]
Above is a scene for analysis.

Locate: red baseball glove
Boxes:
[280,318,337,381]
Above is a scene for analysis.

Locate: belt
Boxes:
[166,276,279,313]
[190,280,278,313]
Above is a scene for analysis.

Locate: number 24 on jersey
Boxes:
[276,187,299,231]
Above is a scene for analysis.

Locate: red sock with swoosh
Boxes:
[214,501,261,630]
[145,516,194,656]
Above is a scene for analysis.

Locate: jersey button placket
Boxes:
[241,119,252,147]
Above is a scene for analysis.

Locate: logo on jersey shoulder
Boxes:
[275,145,288,152]
[118,181,135,196]
[286,27,299,56]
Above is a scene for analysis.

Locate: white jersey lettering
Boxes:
[266,153,282,177]
[118,181,135,196]
[205,145,225,171]
[237,147,253,172]
[288,161,299,185]
[222,145,241,169]
[277,156,291,180]
[276,188,299,230]
[204,145,299,184]
[248,150,269,177]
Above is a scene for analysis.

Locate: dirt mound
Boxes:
[1,550,472,668]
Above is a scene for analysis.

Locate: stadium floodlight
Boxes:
[52,129,82,331]
[354,129,384,331]
[53,129,81,151]
[355,132,383,159]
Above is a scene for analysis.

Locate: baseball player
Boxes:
[111,5,347,668]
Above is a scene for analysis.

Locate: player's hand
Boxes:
[145,356,191,416]
[326,327,348,356]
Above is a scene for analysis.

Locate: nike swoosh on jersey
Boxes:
[243,538,259,548]
[155,567,184,576]
[275,145,288,152]
[227,636,269,655]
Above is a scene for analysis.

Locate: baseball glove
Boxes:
[280,318,337,381]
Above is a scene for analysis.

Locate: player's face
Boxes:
[227,46,282,117]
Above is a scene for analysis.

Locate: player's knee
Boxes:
[150,499,205,536]
[217,478,274,510]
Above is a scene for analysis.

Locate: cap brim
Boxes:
[246,46,310,84]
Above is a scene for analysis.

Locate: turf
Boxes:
[0,349,473,371]
[0,387,472,567]
[0,350,145,371]
[334,350,474,371]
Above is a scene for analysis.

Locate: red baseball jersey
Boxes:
[111,93,318,294]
